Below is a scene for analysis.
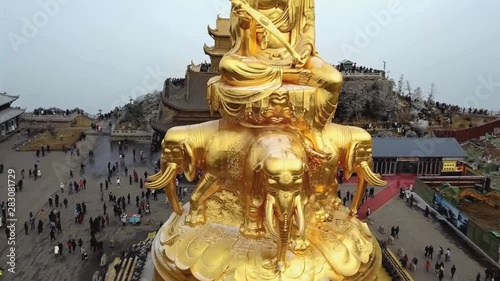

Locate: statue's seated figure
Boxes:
[208,0,342,155]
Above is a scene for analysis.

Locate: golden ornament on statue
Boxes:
[147,0,388,280]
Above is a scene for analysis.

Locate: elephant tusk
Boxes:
[181,140,197,182]
[147,171,162,182]
[148,155,167,181]
[265,195,278,238]
[294,195,305,236]
[146,163,177,189]
[359,161,387,187]
[344,141,359,180]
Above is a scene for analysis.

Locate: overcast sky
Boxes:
[1,0,499,114]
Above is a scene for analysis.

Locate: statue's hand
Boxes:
[292,44,313,68]
[233,4,252,29]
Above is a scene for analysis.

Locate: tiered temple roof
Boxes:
[203,16,231,73]
[0,93,20,108]
[0,92,25,130]
[151,16,230,136]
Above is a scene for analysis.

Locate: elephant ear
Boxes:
[181,140,197,182]
[343,141,359,180]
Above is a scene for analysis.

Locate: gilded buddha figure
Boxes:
[209,0,342,155]
[146,1,389,280]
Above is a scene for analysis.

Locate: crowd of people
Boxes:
[399,93,492,117]
[0,117,177,280]
[31,107,85,116]
[165,77,185,88]
[334,62,385,76]
[199,62,211,72]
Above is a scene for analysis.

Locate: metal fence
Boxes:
[466,219,500,262]
[433,119,500,143]
[413,179,434,205]
[413,178,500,262]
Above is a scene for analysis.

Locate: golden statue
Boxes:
[208,0,342,156]
[147,0,388,280]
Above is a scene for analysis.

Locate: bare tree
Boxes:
[427,82,436,103]
[396,107,412,124]
[397,74,404,95]
[405,80,411,96]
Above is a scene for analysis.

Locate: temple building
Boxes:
[150,17,230,149]
[372,138,468,176]
[0,93,24,137]
[203,16,231,73]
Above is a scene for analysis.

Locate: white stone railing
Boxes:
[111,130,151,136]
[21,113,78,122]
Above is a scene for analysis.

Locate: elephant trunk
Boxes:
[265,193,304,270]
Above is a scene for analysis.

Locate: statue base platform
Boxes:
[151,201,384,281]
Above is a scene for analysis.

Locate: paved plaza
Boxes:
[370,197,486,281]
[0,131,181,280]
[0,129,493,281]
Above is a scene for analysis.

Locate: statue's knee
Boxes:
[325,70,343,89]
[219,56,236,76]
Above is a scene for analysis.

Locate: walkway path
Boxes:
[370,197,485,281]
[344,175,416,220]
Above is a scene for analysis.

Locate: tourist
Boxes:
[58,242,63,256]
[50,229,56,241]
[116,177,121,188]
[438,269,444,281]
[445,248,451,261]
[29,215,35,231]
[54,244,60,257]
[451,264,456,279]
[410,257,418,272]
[437,246,444,260]
[435,261,440,275]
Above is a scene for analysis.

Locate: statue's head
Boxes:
[261,151,307,238]
[263,155,305,195]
